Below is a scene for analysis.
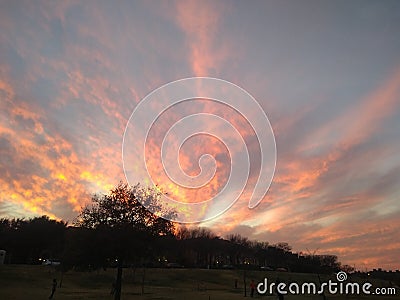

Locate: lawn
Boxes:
[0,265,398,299]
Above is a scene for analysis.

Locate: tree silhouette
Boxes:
[75,182,175,300]
[0,216,66,264]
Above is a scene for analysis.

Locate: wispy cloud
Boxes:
[0,0,399,270]
[174,0,231,76]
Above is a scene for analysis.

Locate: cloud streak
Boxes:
[0,1,399,270]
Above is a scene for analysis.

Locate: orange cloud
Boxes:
[202,68,400,270]
[174,0,230,76]
[0,71,126,220]
[1,1,399,271]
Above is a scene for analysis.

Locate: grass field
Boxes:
[0,265,398,299]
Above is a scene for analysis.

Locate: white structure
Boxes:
[0,250,5,265]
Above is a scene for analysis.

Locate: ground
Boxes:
[0,265,398,299]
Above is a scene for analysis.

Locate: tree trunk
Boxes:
[243,270,247,297]
[114,261,123,300]
[59,271,64,288]
[317,274,326,300]
[141,267,146,295]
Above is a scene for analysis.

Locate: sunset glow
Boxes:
[1,1,399,270]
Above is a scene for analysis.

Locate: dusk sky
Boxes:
[1,0,400,270]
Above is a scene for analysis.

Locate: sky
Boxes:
[0,0,400,270]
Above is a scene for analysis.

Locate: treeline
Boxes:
[0,215,342,274]
[0,216,66,265]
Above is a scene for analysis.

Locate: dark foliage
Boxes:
[0,183,345,277]
[0,215,66,264]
